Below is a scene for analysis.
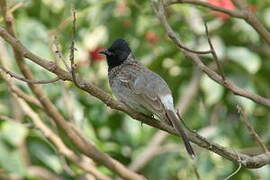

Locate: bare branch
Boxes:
[224,163,241,180]
[165,0,245,18]
[10,85,42,108]
[204,22,226,81]
[151,0,270,107]
[53,36,71,71]
[237,105,269,153]
[166,41,212,54]
[13,94,112,180]
[27,166,62,180]
[69,8,78,86]
[166,0,270,46]
[129,68,201,171]
[0,2,144,179]
[0,66,60,84]
[0,1,270,168]
[0,22,270,169]
[0,115,20,123]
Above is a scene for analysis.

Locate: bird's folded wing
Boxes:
[130,73,165,115]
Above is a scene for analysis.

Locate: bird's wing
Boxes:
[131,69,172,117]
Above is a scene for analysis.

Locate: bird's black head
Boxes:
[100,38,131,70]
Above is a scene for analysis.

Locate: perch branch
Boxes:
[0,2,269,168]
[0,24,270,168]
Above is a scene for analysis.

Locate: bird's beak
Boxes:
[99,49,111,56]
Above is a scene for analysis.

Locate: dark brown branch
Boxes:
[237,105,269,153]
[151,1,270,107]
[0,66,60,84]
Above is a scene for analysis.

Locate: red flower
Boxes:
[89,46,104,62]
[121,19,132,28]
[144,31,159,44]
[208,0,235,21]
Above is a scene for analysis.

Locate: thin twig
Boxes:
[53,36,71,71]
[69,8,78,86]
[0,66,60,84]
[170,42,212,54]
[151,0,270,107]
[165,0,245,18]
[192,160,201,180]
[0,3,270,168]
[0,2,144,179]
[177,109,196,133]
[166,0,270,46]
[1,24,270,169]
[0,115,20,123]
[237,105,269,153]
[224,163,242,180]
[129,68,201,171]
[204,22,226,81]
[13,94,112,180]
[224,150,242,180]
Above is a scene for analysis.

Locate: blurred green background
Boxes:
[0,0,270,179]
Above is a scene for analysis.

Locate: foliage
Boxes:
[0,0,269,179]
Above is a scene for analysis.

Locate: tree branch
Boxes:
[69,8,78,86]
[237,105,269,153]
[151,0,270,107]
[13,94,112,180]
[0,66,60,84]
[1,22,270,168]
[0,4,269,168]
[165,0,244,18]
[166,0,270,45]
[129,68,201,171]
[0,2,145,179]
[204,23,226,81]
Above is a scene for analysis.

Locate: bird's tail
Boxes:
[166,110,195,158]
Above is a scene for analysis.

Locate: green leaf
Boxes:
[227,47,261,74]
[0,141,26,175]
[1,121,28,146]
[201,75,224,106]
[29,141,62,173]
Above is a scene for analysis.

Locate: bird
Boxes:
[100,38,195,158]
